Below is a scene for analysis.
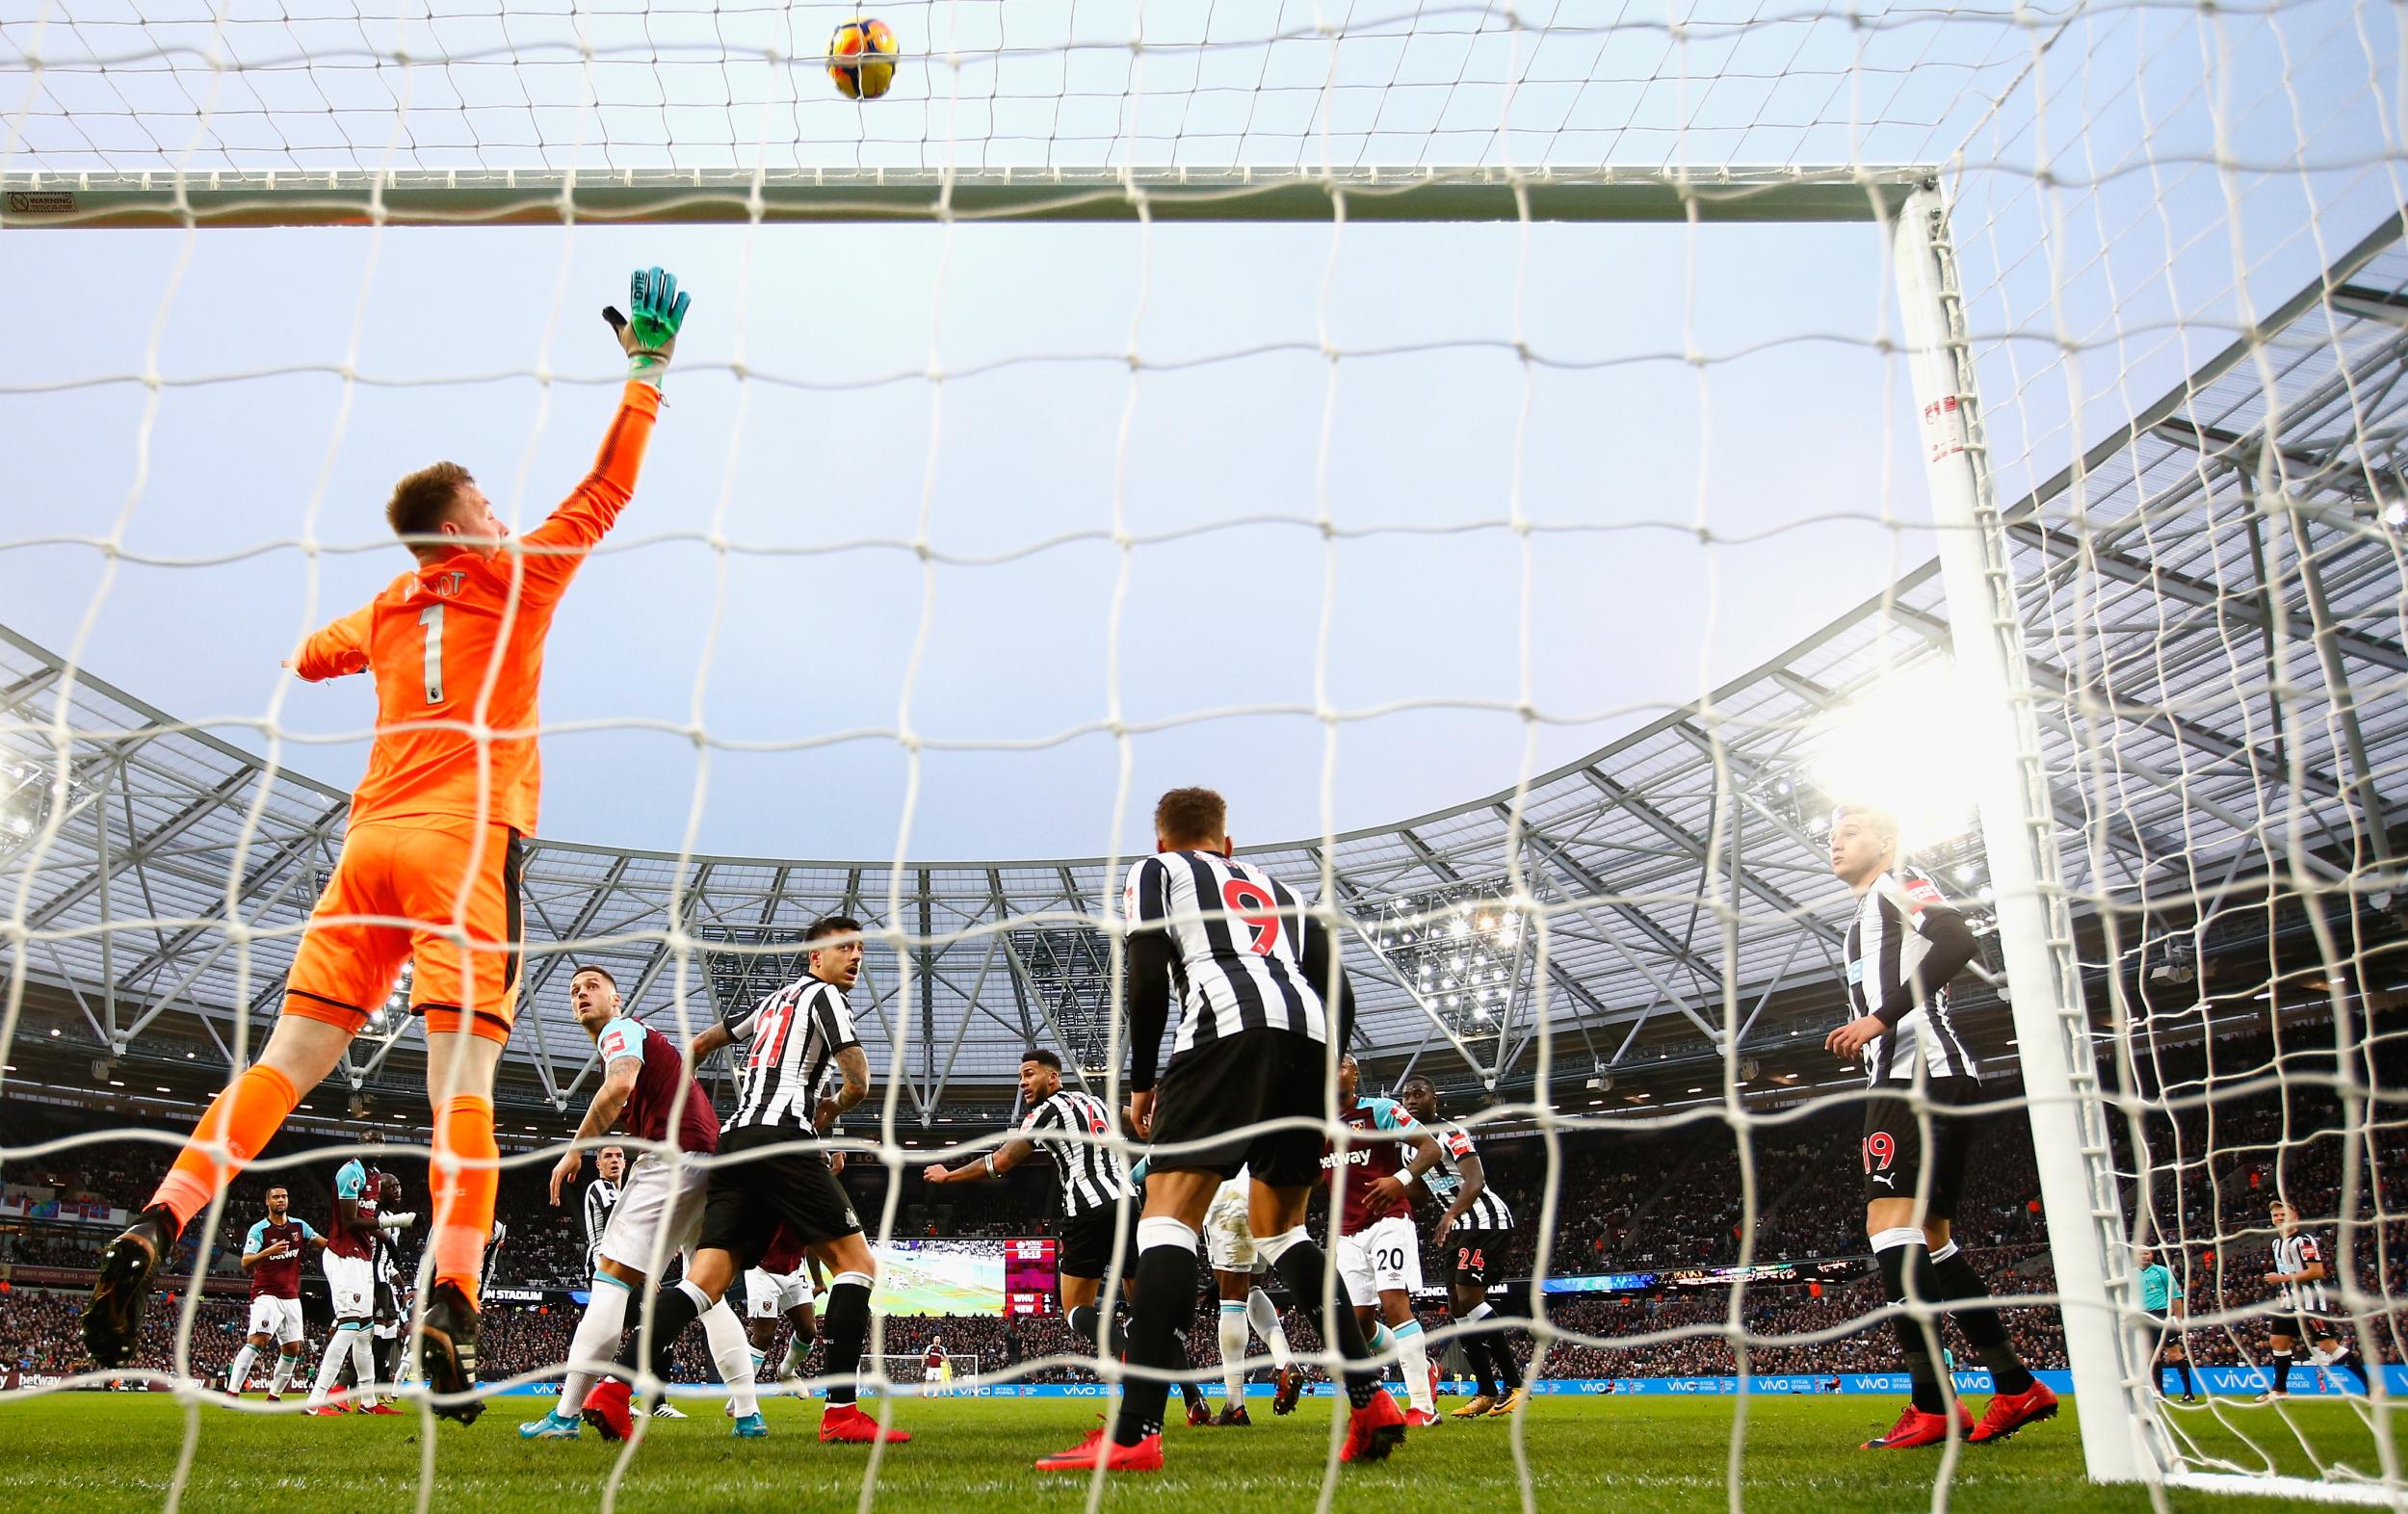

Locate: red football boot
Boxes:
[1969,1380,2059,1444]
[1341,1387,1408,1463]
[1861,1401,1973,1449]
[304,1404,346,1418]
[1034,1428,1163,1473]
[819,1403,911,1444]
[580,1378,636,1443]
[360,1401,404,1416]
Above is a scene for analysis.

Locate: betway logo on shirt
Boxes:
[1320,1148,1374,1169]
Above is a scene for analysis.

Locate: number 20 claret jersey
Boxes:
[289,382,663,837]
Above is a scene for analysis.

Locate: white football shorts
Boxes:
[1335,1215,1422,1306]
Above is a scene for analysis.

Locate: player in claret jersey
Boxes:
[743,1223,820,1393]
[226,1186,325,1400]
[516,965,763,1440]
[1322,1055,1446,1427]
[307,1142,413,1415]
[81,271,694,1426]
[1034,787,1401,1474]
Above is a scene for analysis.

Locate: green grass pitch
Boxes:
[0,1393,2394,1513]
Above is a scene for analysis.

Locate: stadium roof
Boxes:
[5,212,2406,1133]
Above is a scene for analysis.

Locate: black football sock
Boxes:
[1112,1239,1199,1448]
[618,1279,706,1400]
[1169,1331,1207,1411]
[820,1273,874,1407]
[1068,1304,1101,1350]
[1491,1325,1525,1392]
[1269,1237,1378,1410]
[1929,1242,2035,1394]
[1461,1311,1499,1398]
[2269,1350,2293,1393]
[2174,1358,2195,1395]
[1877,1231,1948,1415]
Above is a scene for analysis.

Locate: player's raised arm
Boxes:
[288,603,375,682]
[516,267,694,603]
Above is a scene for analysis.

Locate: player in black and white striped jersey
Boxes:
[1398,1076,1526,1419]
[927,1049,1215,1424]
[582,1146,624,1280]
[581,914,909,1448]
[924,1050,1132,1318]
[1034,787,1400,1474]
[2257,1198,2361,1399]
[1823,803,2054,1450]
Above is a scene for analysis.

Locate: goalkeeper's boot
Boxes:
[730,1411,769,1439]
[1340,1387,1407,1464]
[416,1281,484,1425]
[820,1402,911,1444]
[1214,1402,1252,1427]
[518,1410,583,1440]
[1968,1380,2058,1444]
[1405,1405,1445,1428]
[1184,1390,1213,1427]
[1484,1387,1531,1418]
[83,1205,178,1368]
[1271,1364,1303,1416]
[1861,1401,1972,1449]
[1035,1427,1162,1473]
[581,1378,636,1442]
[1453,1394,1498,1419]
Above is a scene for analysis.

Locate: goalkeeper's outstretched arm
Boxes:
[517,266,694,603]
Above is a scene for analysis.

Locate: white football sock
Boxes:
[227,1343,258,1395]
[1245,1288,1292,1369]
[269,1351,298,1395]
[1217,1303,1249,1402]
[1393,1320,1434,1415]
[308,1326,358,1403]
[701,1298,759,1418]
[556,1275,631,1417]
[348,1326,378,1399]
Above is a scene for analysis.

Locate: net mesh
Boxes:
[1,0,2404,1509]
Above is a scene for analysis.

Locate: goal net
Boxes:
[0,0,2402,1510]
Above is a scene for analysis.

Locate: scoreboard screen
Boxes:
[1004,1238,1058,1316]
[866,1238,1059,1316]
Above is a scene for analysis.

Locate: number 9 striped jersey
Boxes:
[1123,849,1331,1056]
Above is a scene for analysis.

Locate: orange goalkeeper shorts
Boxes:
[282,817,527,1045]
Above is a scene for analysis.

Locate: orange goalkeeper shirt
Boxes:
[293,380,662,836]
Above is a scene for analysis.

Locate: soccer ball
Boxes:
[827,16,899,101]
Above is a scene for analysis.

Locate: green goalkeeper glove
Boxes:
[602,266,691,390]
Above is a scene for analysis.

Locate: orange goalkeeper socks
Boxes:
[431,1092,498,1308]
[151,1063,301,1230]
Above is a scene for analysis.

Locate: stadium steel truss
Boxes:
[4,215,2406,1144]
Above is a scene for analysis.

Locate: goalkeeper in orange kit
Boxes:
[81,270,694,1423]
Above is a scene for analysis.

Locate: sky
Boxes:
[3,0,2399,864]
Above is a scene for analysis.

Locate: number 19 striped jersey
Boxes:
[1018,1089,1133,1216]
[1122,849,1330,1056]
